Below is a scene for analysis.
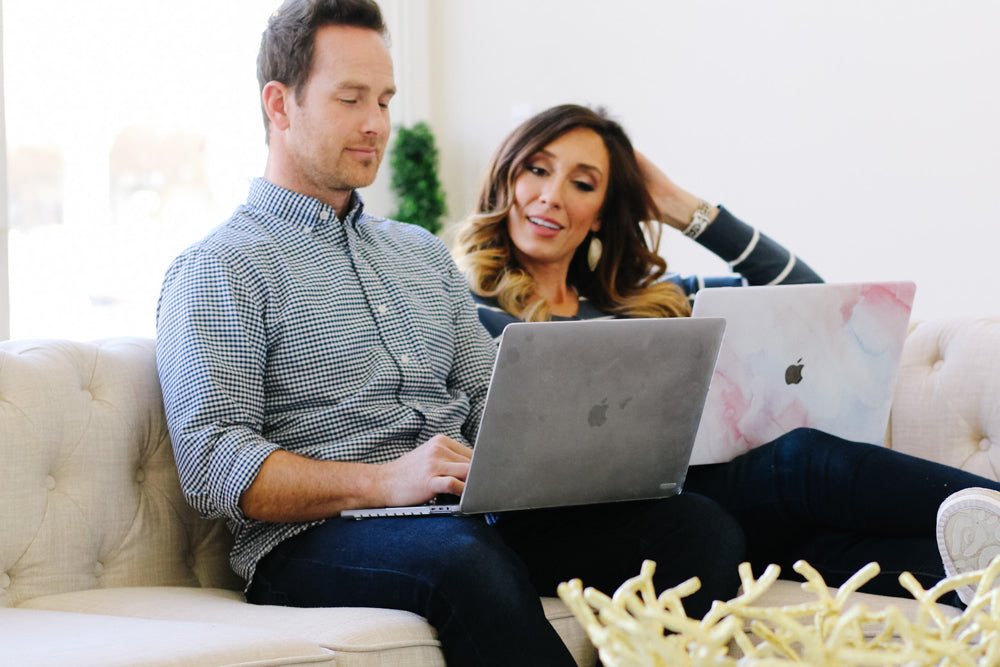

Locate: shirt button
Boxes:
[400,354,411,365]
[378,304,389,315]
[319,210,330,220]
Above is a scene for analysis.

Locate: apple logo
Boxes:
[785,358,804,385]
[588,398,609,427]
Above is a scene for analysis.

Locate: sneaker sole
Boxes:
[937,487,1000,604]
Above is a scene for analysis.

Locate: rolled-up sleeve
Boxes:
[156,246,279,523]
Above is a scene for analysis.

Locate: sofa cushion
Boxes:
[0,608,334,667]
[889,318,1000,478]
[0,338,241,608]
[20,586,597,667]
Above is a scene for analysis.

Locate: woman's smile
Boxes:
[527,216,564,235]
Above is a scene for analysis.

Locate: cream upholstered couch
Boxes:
[0,337,591,667]
[1,317,998,666]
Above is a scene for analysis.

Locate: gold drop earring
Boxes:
[587,234,603,272]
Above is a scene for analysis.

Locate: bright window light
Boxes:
[3,0,277,339]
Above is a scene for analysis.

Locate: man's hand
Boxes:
[374,435,472,508]
[239,435,472,522]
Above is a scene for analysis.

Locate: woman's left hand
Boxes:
[635,150,719,232]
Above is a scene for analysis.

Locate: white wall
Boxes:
[420,0,1000,321]
[0,3,9,340]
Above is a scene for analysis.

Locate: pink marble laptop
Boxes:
[689,281,916,465]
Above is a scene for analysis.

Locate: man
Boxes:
[155,1,743,664]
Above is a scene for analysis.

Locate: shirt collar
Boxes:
[246,178,366,234]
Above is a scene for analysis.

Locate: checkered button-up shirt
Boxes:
[156,178,497,582]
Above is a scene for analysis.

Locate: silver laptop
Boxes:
[689,281,916,465]
[342,317,726,519]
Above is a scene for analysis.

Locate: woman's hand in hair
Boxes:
[635,150,719,232]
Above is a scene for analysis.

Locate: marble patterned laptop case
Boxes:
[689,281,916,465]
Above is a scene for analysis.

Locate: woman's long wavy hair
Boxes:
[455,104,690,322]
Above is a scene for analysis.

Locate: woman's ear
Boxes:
[591,218,602,234]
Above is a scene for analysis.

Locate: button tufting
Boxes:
[981,438,992,451]
[1,573,10,588]
[186,555,197,570]
[45,475,56,491]
[94,562,104,576]
[932,360,944,371]
[135,469,146,483]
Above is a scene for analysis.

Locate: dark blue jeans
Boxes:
[686,427,1000,606]
[247,493,745,666]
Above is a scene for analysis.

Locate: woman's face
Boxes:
[507,127,609,276]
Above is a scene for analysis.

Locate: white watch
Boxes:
[682,200,713,239]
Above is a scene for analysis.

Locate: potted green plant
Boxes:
[389,121,447,235]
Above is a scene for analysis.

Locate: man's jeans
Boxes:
[247,492,745,666]
[687,427,1000,605]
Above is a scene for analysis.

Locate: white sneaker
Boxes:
[937,487,1000,605]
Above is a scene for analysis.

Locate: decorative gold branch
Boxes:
[557,556,1000,666]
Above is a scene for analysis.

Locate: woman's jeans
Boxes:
[247,493,744,666]
[687,427,1000,605]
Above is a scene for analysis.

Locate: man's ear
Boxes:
[262,81,292,132]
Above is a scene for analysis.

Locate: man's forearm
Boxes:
[239,449,382,522]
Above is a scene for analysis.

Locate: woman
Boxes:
[454,103,998,607]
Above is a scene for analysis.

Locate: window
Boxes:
[3,1,279,340]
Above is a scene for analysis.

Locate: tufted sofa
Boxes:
[1,317,998,666]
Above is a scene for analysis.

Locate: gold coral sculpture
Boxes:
[557,556,1000,666]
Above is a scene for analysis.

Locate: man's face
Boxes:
[283,24,395,203]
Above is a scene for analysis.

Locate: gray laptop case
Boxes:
[342,317,725,519]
